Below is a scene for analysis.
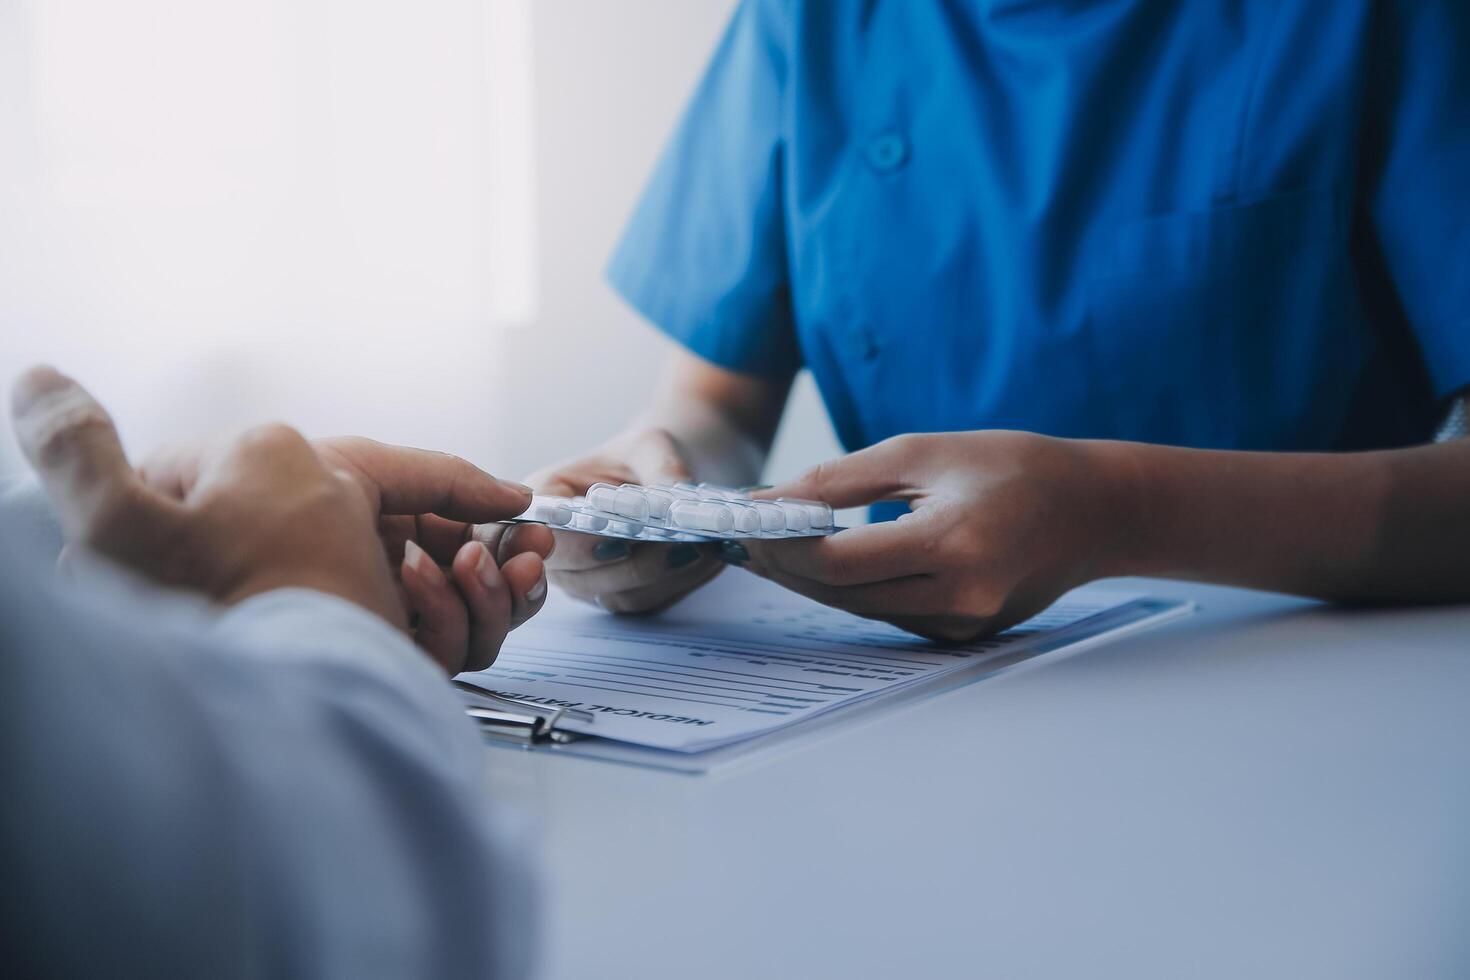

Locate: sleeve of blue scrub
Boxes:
[606,0,800,379]
[1364,1,1470,399]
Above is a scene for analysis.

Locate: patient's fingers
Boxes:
[380,514,483,568]
[414,513,473,564]
[10,366,179,555]
[401,540,469,674]
[377,514,416,566]
[319,436,532,523]
[449,541,514,672]
[137,440,208,499]
[499,550,547,628]
[555,540,721,594]
[496,521,555,563]
[469,523,551,628]
[472,520,555,565]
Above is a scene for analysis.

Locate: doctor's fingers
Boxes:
[543,528,689,572]
[742,517,933,586]
[556,558,725,615]
[621,427,695,485]
[881,614,1005,645]
[11,367,183,558]
[740,565,984,622]
[551,540,721,593]
[589,560,725,614]
[758,435,927,511]
[525,457,639,500]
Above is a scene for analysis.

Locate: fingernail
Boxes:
[404,539,444,584]
[502,480,536,496]
[719,540,750,564]
[475,544,500,589]
[593,540,630,561]
[665,543,700,569]
[525,576,547,604]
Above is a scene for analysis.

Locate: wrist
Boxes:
[1086,439,1165,579]
[225,567,406,630]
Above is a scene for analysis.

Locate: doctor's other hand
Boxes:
[739,432,1137,642]
[526,427,724,613]
[10,367,548,674]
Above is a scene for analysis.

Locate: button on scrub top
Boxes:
[608,0,1470,455]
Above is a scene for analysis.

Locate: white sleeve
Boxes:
[0,558,536,979]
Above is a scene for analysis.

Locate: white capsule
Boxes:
[750,500,787,533]
[725,501,763,534]
[608,518,644,537]
[640,487,675,520]
[584,484,618,511]
[669,499,734,533]
[587,482,650,521]
[775,499,810,532]
[568,499,609,532]
[570,511,608,532]
[529,495,573,526]
[794,499,834,530]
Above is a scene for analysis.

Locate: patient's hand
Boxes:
[10,366,550,673]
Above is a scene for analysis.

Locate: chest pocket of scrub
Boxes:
[1085,189,1364,450]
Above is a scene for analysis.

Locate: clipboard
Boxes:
[454,683,594,745]
[454,595,1194,775]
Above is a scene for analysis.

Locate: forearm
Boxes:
[1106,436,1470,602]
[631,349,791,487]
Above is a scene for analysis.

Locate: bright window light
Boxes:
[0,0,539,472]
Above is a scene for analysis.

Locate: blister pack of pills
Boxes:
[507,482,837,543]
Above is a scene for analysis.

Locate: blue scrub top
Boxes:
[608,0,1470,456]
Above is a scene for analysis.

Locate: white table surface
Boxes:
[480,573,1470,979]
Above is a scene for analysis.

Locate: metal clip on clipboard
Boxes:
[452,681,592,746]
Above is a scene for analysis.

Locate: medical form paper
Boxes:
[456,572,1192,757]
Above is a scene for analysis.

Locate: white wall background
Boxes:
[0,0,840,486]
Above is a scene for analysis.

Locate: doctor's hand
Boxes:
[527,427,724,613]
[738,432,1136,642]
[11,367,549,674]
